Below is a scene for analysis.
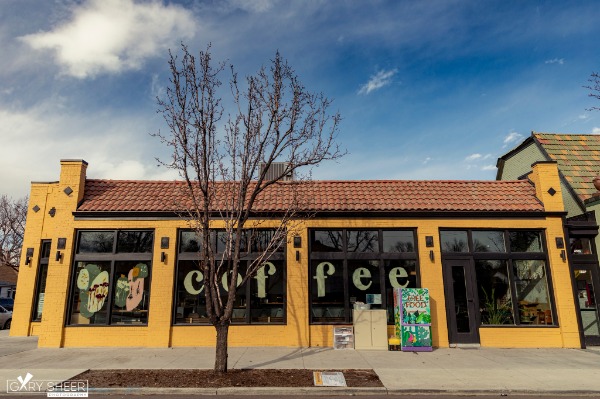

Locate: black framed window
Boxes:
[32,240,51,321]
[309,229,419,324]
[440,229,555,326]
[67,230,153,326]
[174,229,286,325]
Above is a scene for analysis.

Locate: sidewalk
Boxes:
[1,330,600,395]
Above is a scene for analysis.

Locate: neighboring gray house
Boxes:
[497,131,600,346]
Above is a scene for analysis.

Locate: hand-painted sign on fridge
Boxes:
[394,288,432,352]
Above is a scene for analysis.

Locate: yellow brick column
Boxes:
[530,161,563,212]
[10,184,50,336]
[286,222,310,346]
[418,223,449,347]
[38,160,88,348]
[146,227,177,347]
[531,161,580,347]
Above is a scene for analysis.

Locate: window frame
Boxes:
[66,229,154,327]
[440,228,558,328]
[308,228,420,325]
[31,240,51,322]
[173,229,287,326]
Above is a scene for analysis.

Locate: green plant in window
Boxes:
[481,287,512,325]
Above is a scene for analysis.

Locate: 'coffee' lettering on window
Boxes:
[183,262,276,298]
[314,262,410,296]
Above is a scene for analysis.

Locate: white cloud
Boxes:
[481,164,496,171]
[465,153,482,161]
[21,0,195,78]
[423,157,431,164]
[545,58,564,65]
[358,68,398,95]
[503,131,524,147]
[579,114,590,120]
[592,127,600,134]
[465,153,492,162]
[0,101,177,198]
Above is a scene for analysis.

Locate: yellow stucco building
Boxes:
[11,159,582,349]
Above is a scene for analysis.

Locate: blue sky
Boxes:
[1,0,600,198]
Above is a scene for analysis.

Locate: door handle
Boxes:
[467,299,474,303]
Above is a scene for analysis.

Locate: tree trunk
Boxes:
[214,323,229,372]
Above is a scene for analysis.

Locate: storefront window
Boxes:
[472,231,506,253]
[440,231,469,252]
[68,230,153,326]
[347,231,378,252]
[348,260,381,306]
[180,231,202,253]
[116,231,153,253]
[509,231,543,252]
[311,230,343,252]
[32,240,51,321]
[111,261,151,324]
[250,260,285,323]
[382,231,415,252]
[513,260,553,325]
[475,260,514,325]
[441,229,555,327]
[77,231,114,253]
[70,261,112,325]
[384,260,417,323]
[174,229,286,325]
[310,260,345,322]
[309,229,419,324]
[570,237,594,255]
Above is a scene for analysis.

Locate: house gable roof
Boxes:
[532,132,600,202]
[76,179,544,214]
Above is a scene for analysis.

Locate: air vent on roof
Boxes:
[260,162,294,181]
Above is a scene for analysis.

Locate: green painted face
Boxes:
[114,275,129,308]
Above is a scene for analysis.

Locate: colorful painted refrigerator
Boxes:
[393,288,432,352]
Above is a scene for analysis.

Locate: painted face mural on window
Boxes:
[76,264,109,319]
[113,263,149,310]
[69,230,153,325]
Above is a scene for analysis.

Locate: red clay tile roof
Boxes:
[77,179,544,213]
[533,132,600,202]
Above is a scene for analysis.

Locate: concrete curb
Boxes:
[76,387,600,396]
[86,386,387,396]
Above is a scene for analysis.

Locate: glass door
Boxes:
[443,259,480,344]
[574,266,600,346]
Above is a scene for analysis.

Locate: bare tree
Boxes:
[0,195,28,273]
[155,44,343,372]
[586,72,600,111]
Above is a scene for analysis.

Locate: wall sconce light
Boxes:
[48,207,56,217]
[560,250,566,262]
[25,248,34,266]
[57,238,66,250]
[425,236,434,248]
[161,237,169,249]
[429,250,435,262]
[293,236,301,248]
[555,237,564,249]
[55,250,62,262]
[161,252,167,263]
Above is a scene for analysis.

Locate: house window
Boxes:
[173,229,286,325]
[309,229,419,324]
[67,230,153,326]
[441,229,555,326]
[32,240,51,322]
